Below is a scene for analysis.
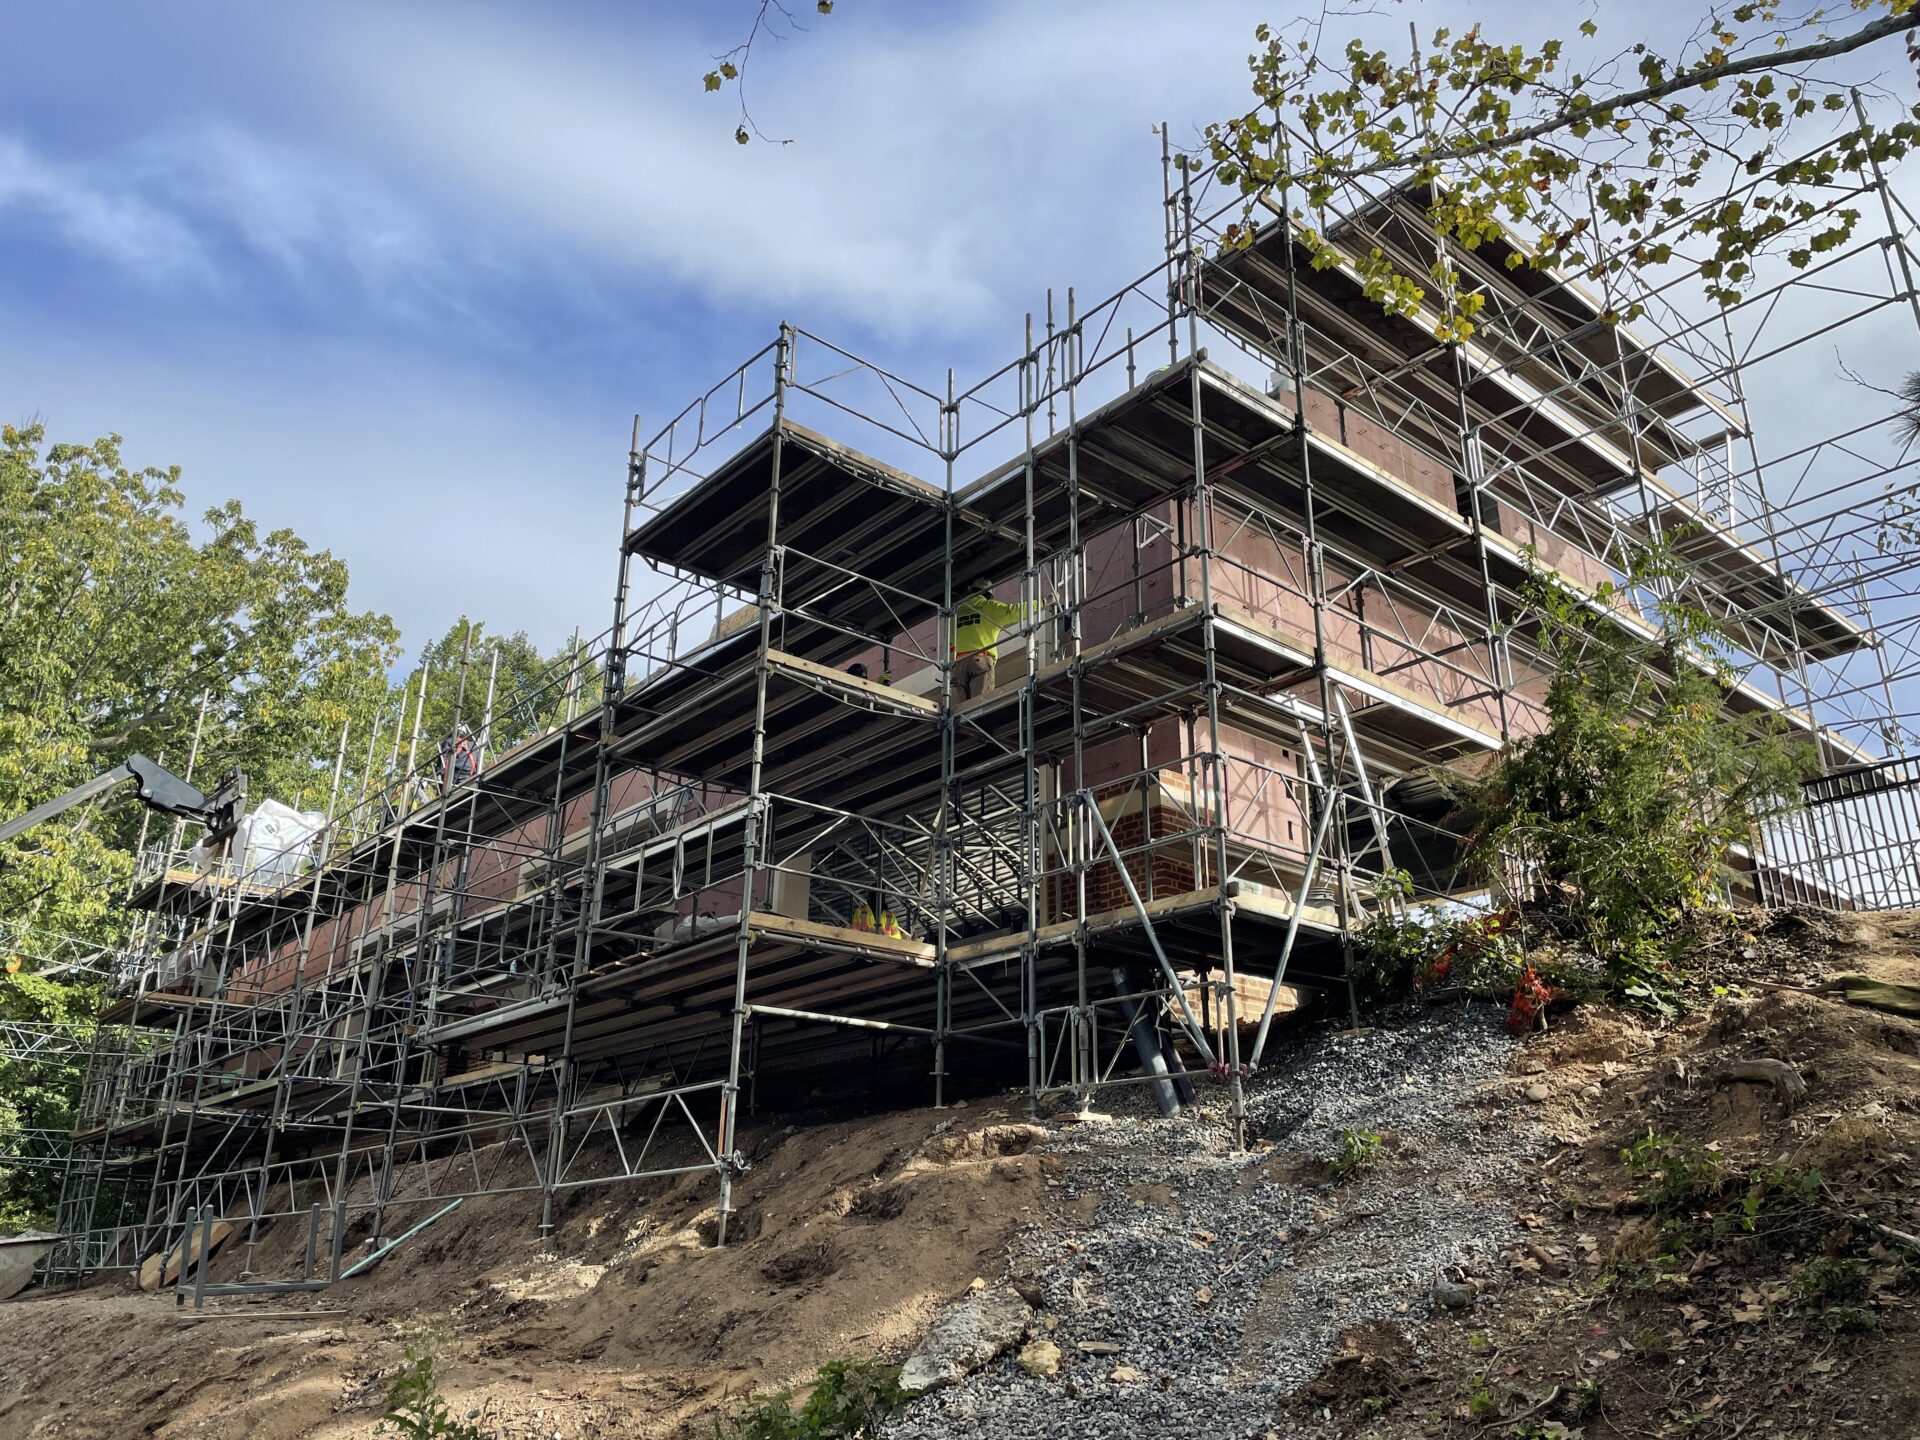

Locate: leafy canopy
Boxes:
[1457,543,1817,999]
[0,422,398,1223]
[1193,2,1920,338]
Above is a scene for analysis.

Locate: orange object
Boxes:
[1506,964,1556,1033]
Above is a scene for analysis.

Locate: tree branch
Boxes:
[1305,10,1920,184]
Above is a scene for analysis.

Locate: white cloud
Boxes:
[318,0,1276,340]
[0,132,215,283]
[0,312,614,657]
[0,123,467,323]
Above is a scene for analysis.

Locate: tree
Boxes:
[0,424,401,930]
[0,423,399,1223]
[393,616,573,768]
[1194,3,1920,337]
[1897,370,1920,445]
[1457,544,1818,1005]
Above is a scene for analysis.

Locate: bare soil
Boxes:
[11,907,1920,1440]
[1,1099,1052,1439]
[1286,906,1920,1439]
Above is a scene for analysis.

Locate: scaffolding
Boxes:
[30,119,1920,1290]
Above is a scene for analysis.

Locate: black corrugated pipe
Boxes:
[1111,966,1185,1117]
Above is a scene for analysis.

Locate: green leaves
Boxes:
[376,1345,491,1440]
[1456,542,1818,1000]
[716,1359,908,1439]
[1194,6,1920,335]
[0,423,399,1223]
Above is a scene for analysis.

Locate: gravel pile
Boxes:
[885,1007,1543,1440]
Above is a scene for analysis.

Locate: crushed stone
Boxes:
[884,1005,1544,1440]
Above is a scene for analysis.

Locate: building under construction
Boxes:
[33,137,1920,1289]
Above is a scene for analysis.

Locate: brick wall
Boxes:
[1050,778,1207,921]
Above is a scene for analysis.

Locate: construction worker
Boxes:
[440,724,479,793]
[952,581,1028,702]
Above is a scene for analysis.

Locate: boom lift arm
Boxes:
[0,756,246,849]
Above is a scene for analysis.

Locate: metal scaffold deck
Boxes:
[28,127,1920,1293]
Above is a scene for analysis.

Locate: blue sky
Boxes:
[4,0,1917,676]
[0,0,1294,655]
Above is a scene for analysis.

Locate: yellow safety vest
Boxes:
[852,903,876,933]
[953,594,1027,660]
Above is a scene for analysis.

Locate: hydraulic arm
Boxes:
[0,756,245,848]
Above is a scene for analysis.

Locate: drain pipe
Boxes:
[1111,967,1184,1117]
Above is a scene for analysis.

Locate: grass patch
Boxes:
[1326,1128,1383,1185]
[715,1359,908,1440]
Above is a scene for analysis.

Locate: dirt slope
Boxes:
[1287,907,1920,1439]
[1,1099,1051,1439]
[9,907,1920,1440]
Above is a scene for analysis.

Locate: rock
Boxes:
[900,1289,1034,1393]
[967,1276,987,1292]
[1016,1337,1062,1377]
[1524,1083,1551,1103]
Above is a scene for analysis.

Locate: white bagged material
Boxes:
[233,799,324,884]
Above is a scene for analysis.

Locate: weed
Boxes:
[1463,1373,1499,1421]
[1326,1128,1383,1185]
[1621,1131,1726,1211]
[376,1346,491,1440]
[1824,1304,1878,1334]
[1796,1256,1867,1304]
[1716,1162,1825,1240]
[1565,1378,1604,1420]
[715,1359,908,1440]
[1630,1328,1672,1363]
[1597,1254,1683,1294]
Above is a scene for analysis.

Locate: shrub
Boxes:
[1456,543,1816,1008]
[1719,1161,1825,1238]
[1824,1304,1878,1334]
[1796,1256,1867,1305]
[715,1360,908,1440]
[1351,871,1524,1009]
[1621,1131,1726,1212]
